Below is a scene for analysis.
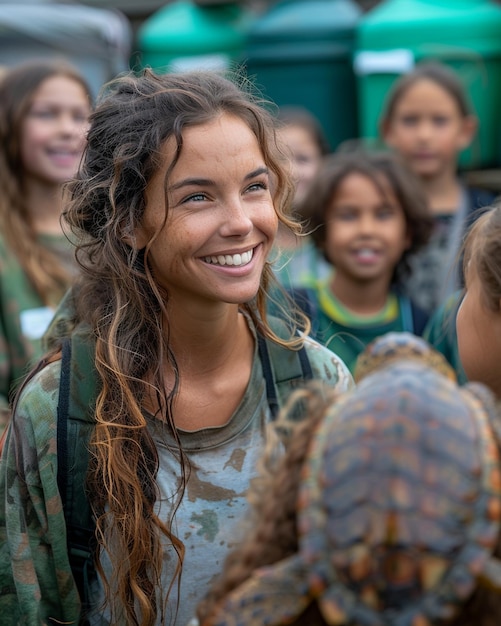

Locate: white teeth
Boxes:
[204,249,253,266]
[357,249,377,257]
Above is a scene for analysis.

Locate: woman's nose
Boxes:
[220,199,254,237]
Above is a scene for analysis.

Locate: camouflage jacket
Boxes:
[0,319,353,625]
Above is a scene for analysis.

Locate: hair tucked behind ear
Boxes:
[62,68,301,625]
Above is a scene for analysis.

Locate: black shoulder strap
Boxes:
[257,316,313,420]
[56,338,71,513]
[410,300,430,337]
[286,287,319,337]
[57,334,98,624]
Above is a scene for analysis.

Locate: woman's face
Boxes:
[136,112,278,314]
[20,74,90,186]
[457,258,501,397]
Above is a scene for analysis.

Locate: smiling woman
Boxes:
[0,69,353,626]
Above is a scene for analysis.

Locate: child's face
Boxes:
[277,124,322,205]
[20,75,90,186]
[324,172,410,287]
[457,261,501,397]
[383,78,475,180]
[135,112,278,313]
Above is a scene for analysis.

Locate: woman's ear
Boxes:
[122,223,149,250]
[130,226,149,250]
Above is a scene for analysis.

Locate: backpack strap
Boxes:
[257,315,313,419]
[56,338,71,511]
[286,287,320,337]
[410,300,429,337]
[57,332,99,624]
[396,290,429,337]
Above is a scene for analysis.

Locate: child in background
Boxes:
[288,150,433,373]
[198,333,501,626]
[273,105,332,288]
[381,61,496,314]
[456,203,501,398]
[0,59,91,428]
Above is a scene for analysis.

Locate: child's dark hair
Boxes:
[300,150,433,283]
[380,61,473,128]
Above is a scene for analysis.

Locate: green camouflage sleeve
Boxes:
[303,335,354,393]
[0,360,81,625]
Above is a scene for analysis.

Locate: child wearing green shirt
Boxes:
[289,150,433,373]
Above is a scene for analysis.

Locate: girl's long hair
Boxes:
[0,59,91,305]
[61,68,301,625]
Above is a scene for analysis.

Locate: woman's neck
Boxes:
[168,304,251,375]
[160,303,255,430]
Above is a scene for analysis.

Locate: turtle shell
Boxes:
[297,334,501,625]
[354,331,457,384]
[207,333,501,626]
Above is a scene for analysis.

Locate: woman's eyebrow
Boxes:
[169,167,269,192]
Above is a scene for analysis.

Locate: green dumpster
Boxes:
[244,0,362,151]
[138,0,254,74]
[355,0,501,168]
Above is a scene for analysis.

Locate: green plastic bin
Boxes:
[355,0,501,168]
[244,0,361,151]
[138,0,254,73]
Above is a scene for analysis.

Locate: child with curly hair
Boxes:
[286,150,433,373]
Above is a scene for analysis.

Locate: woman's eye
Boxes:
[184,193,207,203]
[247,181,267,192]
